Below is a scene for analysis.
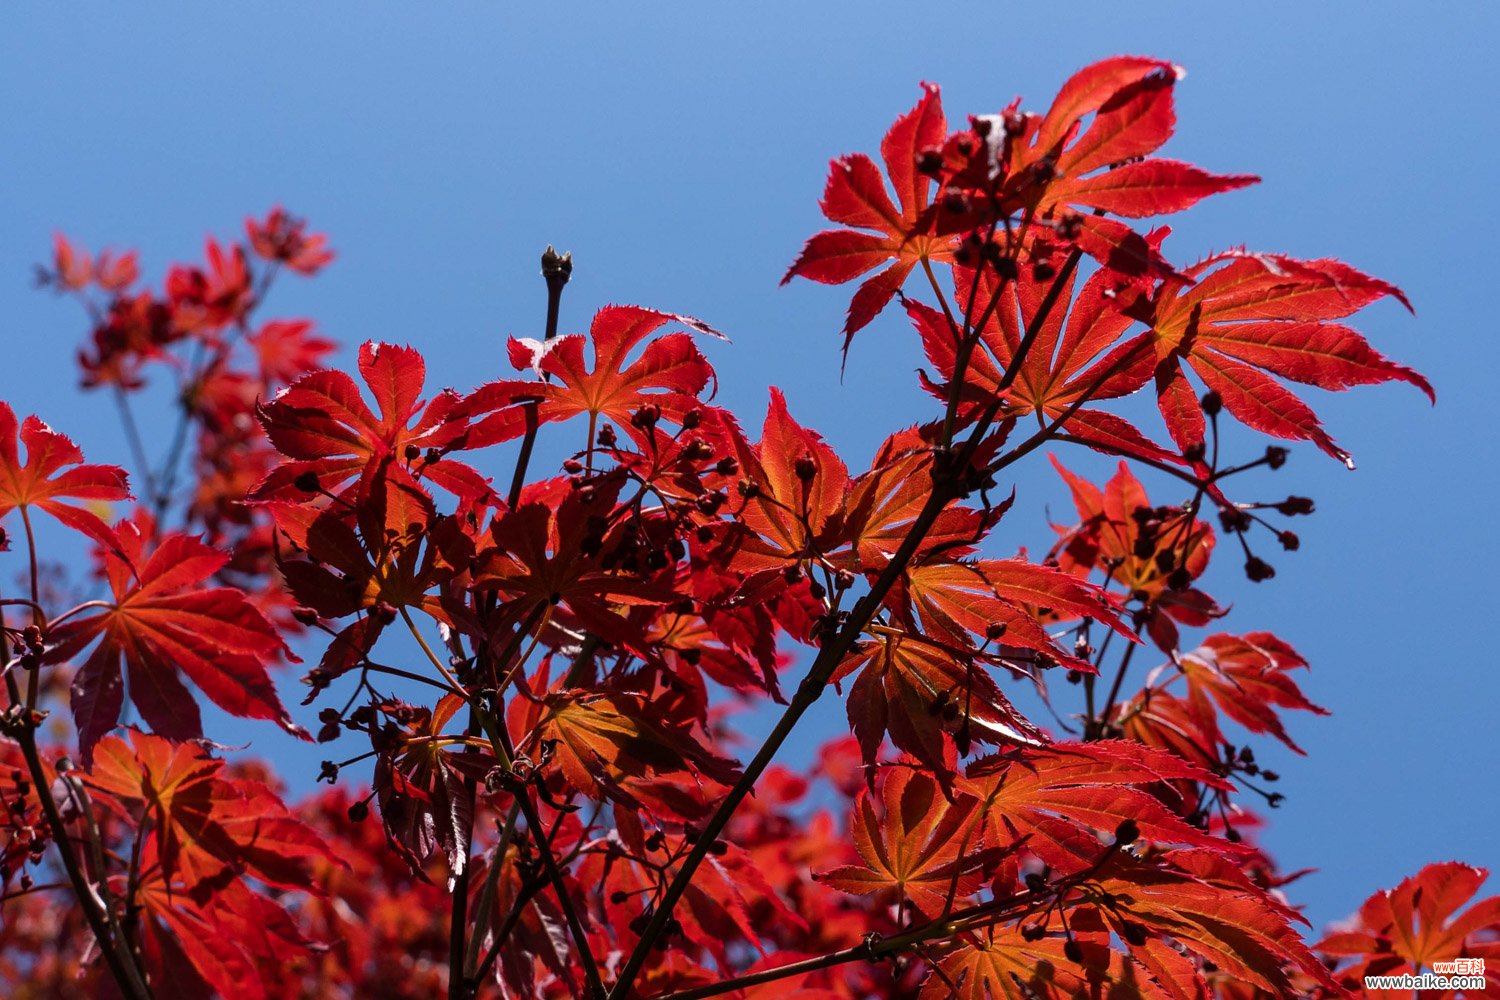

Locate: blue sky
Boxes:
[3,3,1497,932]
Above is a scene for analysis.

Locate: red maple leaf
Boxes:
[1177,632,1328,754]
[715,388,851,576]
[1024,57,1258,222]
[840,432,993,572]
[254,340,491,501]
[833,632,1043,779]
[0,401,130,550]
[373,693,494,874]
[48,519,301,763]
[1141,252,1431,465]
[245,206,334,276]
[246,319,336,386]
[464,304,726,447]
[1319,862,1500,996]
[782,83,953,350]
[1050,456,1222,653]
[816,763,992,918]
[913,265,1170,466]
[919,926,1160,1000]
[960,741,1236,872]
[892,555,1129,671]
[83,729,340,891]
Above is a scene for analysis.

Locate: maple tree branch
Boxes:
[462,799,523,982]
[507,245,572,510]
[402,607,468,693]
[649,889,1039,1000]
[2,676,154,1000]
[982,331,1159,482]
[648,836,1134,1000]
[153,338,207,519]
[19,507,42,707]
[491,745,606,998]
[612,247,1093,999]
[468,869,546,992]
[453,245,574,1000]
[363,658,466,696]
[112,385,158,508]
[1100,641,1139,727]
[0,880,67,903]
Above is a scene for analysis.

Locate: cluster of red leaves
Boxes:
[0,59,1491,1000]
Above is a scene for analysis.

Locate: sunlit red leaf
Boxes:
[464,304,725,445]
[834,633,1043,779]
[1144,253,1430,465]
[783,83,954,350]
[49,521,299,764]
[519,688,739,803]
[0,401,130,549]
[83,730,339,891]
[961,741,1235,871]
[919,926,1159,1000]
[817,764,989,918]
[1319,862,1500,996]
[254,340,491,500]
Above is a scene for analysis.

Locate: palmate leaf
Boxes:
[136,858,315,1000]
[919,926,1161,1000]
[840,433,991,571]
[0,400,130,549]
[912,264,1172,467]
[1143,252,1431,465]
[782,83,952,349]
[1050,456,1222,654]
[893,555,1130,672]
[269,461,469,678]
[930,57,1252,283]
[464,304,726,445]
[516,684,740,805]
[1018,58,1257,261]
[1084,849,1344,997]
[475,476,675,649]
[717,388,851,574]
[374,693,494,875]
[253,340,491,500]
[1176,632,1328,755]
[834,633,1044,780]
[816,764,991,919]
[960,741,1236,872]
[83,730,340,892]
[48,519,301,764]
[1032,58,1254,226]
[1318,862,1500,996]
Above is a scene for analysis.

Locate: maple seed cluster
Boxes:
[0,56,1484,1000]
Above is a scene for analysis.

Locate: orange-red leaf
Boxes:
[1319,862,1500,995]
[254,340,489,500]
[84,730,339,892]
[817,765,988,918]
[465,304,725,446]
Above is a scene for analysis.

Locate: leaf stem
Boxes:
[112,386,158,508]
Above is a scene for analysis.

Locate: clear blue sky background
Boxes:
[3,4,1496,933]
